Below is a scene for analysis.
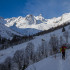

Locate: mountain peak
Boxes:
[26,14,34,20]
[25,14,36,25]
[35,14,45,21]
[1,12,70,36]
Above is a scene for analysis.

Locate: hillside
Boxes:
[0,24,70,63]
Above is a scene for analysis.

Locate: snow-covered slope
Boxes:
[0,18,22,39]
[26,50,70,70]
[0,24,70,63]
[4,13,70,35]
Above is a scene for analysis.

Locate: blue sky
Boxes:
[0,0,70,18]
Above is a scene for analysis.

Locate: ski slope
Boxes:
[26,49,70,70]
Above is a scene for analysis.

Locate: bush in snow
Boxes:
[49,34,59,54]
[59,36,65,46]
[4,57,12,70]
[63,31,69,43]
[37,40,48,60]
[0,63,7,70]
[13,50,25,70]
[25,42,34,66]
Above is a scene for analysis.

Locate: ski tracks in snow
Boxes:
[58,59,63,70]
[58,53,63,70]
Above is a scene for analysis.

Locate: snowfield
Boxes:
[26,49,70,70]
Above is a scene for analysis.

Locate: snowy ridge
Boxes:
[0,18,22,39]
[0,13,70,38]
[3,13,70,36]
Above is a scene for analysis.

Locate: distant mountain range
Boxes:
[0,13,70,38]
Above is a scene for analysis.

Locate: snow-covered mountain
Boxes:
[5,14,46,27]
[0,18,22,39]
[4,13,70,35]
[4,14,47,35]
[0,13,70,37]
